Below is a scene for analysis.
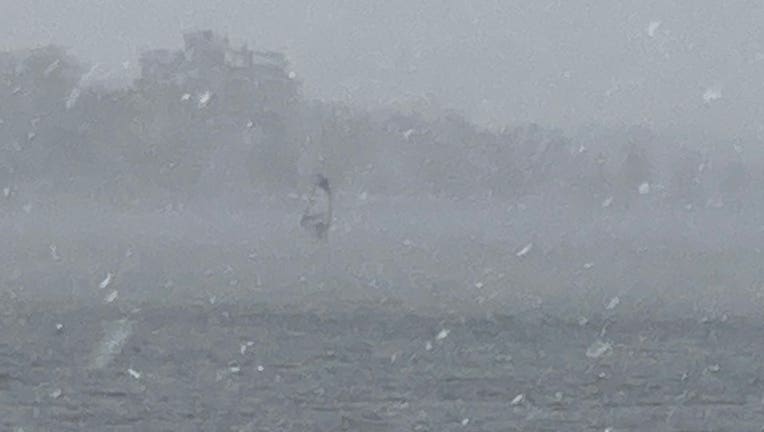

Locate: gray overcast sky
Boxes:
[2,0,764,137]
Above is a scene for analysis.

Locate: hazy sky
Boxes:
[2,0,764,137]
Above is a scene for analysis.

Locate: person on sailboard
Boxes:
[300,174,332,240]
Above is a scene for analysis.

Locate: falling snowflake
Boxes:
[105,290,118,303]
[647,20,661,38]
[703,87,722,104]
[44,60,61,76]
[49,244,60,261]
[198,91,212,108]
[99,272,113,289]
[586,340,612,359]
[516,243,533,257]
[90,319,134,369]
[240,341,254,355]
[66,87,81,110]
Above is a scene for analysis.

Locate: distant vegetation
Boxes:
[0,31,759,212]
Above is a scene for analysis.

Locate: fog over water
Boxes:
[1,2,763,318]
[5,3,764,431]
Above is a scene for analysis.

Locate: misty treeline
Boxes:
[0,31,758,212]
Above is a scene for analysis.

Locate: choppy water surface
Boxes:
[1,302,761,431]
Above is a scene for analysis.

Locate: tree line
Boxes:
[0,31,758,212]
